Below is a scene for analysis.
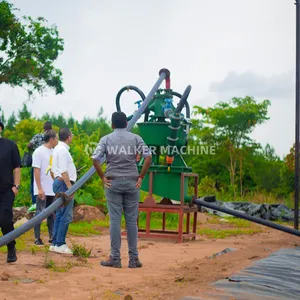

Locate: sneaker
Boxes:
[27,204,36,212]
[100,256,122,268]
[128,257,142,268]
[49,245,56,252]
[7,247,17,263]
[34,239,44,246]
[54,244,73,255]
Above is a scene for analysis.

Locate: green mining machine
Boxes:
[116,69,196,205]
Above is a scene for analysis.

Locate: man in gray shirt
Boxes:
[92,111,152,268]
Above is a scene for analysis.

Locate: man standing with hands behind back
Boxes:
[0,121,21,263]
[92,112,152,268]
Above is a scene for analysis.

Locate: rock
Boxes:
[1,272,10,281]
[73,205,106,223]
[13,207,27,223]
[14,217,28,227]
[25,211,35,220]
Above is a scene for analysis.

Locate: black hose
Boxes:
[171,91,190,119]
[174,85,191,115]
[115,85,149,122]
[116,85,146,111]
[193,198,300,237]
[0,69,170,248]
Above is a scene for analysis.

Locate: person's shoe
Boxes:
[27,204,36,212]
[49,245,56,252]
[7,247,17,263]
[128,257,142,268]
[100,256,122,268]
[54,244,73,255]
[34,239,44,246]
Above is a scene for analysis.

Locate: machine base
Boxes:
[122,172,199,243]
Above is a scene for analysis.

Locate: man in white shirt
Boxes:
[50,128,77,255]
[32,130,58,246]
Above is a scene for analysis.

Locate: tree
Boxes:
[6,111,17,130]
[192,96,271,199]
[18,103,31,120]
[0,0,64,97]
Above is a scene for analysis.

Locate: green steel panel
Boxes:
[138,166,193,203]
[137,122,187,146]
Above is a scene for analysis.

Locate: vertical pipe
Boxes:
[295,0,300,230]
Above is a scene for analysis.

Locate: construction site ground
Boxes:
[0,213,299,300]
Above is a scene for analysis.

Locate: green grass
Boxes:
[197,227,262,239]
[206,215,254,228]
[197,215,263,239]
[0,230,45,253]
[136,212,184,231]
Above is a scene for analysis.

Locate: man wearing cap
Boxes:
[92,111,152,268]
[0,121,21,263]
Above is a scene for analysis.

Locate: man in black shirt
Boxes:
[0,121,21,263]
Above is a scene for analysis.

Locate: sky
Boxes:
[0,0,297,158]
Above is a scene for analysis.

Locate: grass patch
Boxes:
[40,219,110,237]
[71,242,92,258]
[136,212,184,231]
[197,227,262,239]
[0,230,46,253]
[206,215,254,228]
[198,215,263,239]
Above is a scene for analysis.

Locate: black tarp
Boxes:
[213,247,300,300]
[180,247,300,300]
[197,196,300,222]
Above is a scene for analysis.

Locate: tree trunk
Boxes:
[229,147,236,199]
[239,156,243,197]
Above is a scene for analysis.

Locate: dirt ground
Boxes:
[0,218,299,300]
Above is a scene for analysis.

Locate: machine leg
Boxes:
[193,211,197,239]
[178,211,184,243]
[186,213,190,234]
[146,212,151,235]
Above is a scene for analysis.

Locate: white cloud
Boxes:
[0,0,297,157]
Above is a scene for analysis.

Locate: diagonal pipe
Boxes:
[193,198,300,237]
[0,68,170,247]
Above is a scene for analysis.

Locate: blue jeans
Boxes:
[105,177,140,261]
[52,179,74,247]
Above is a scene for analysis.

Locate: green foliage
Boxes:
[0,0,64,96]
[0,93,295,209]
[71,242,92,258]
[191,96,271,199]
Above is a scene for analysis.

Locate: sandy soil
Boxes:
[0,219,299,300]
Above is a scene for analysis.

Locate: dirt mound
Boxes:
[73,205,106,223]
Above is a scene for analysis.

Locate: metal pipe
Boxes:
[0,68,170,248]
[193,198,300,237]
[295,0,300,230]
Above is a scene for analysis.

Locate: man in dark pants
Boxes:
[92,112,152,268]
[0,121,21,263]
[27,121,52,209]
[32,129,58,246]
